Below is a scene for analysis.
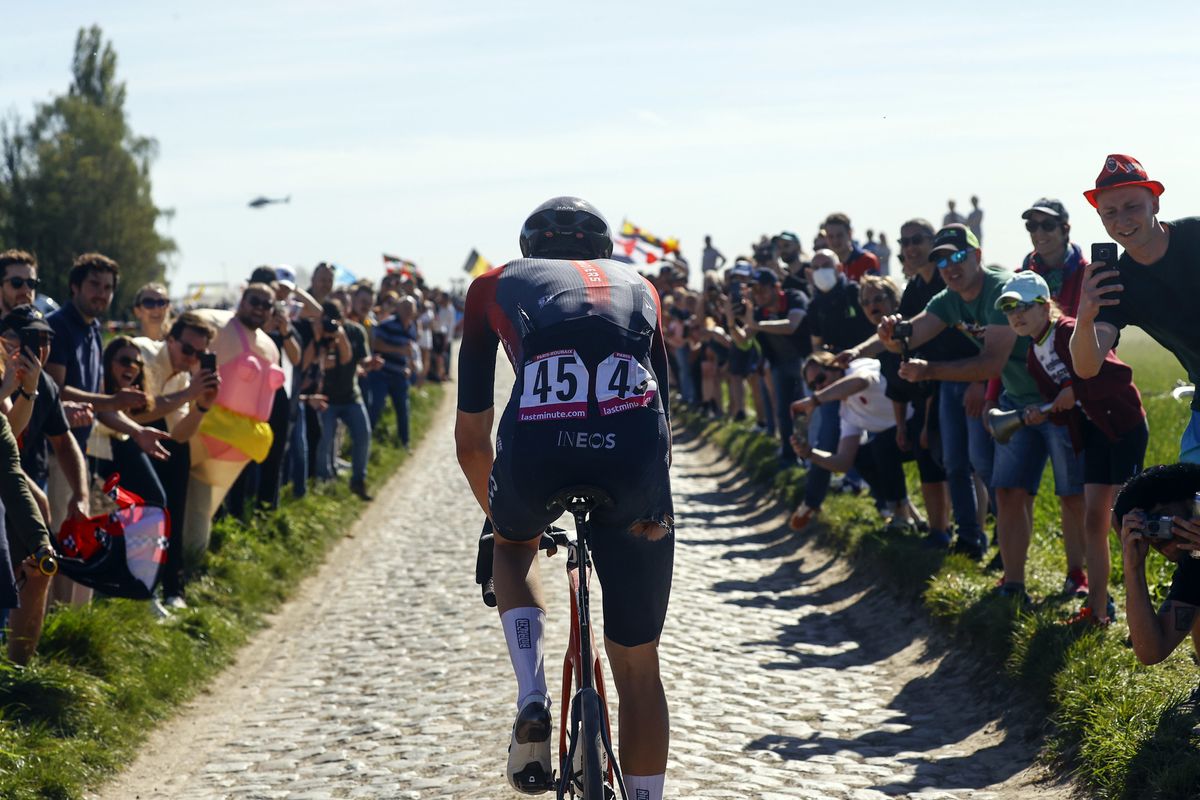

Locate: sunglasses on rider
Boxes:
[897,234,929,247]
[5,277,41,290]
[934,249,974,270]
[1024,219,1061,233]
[115,355,144,370]
[998,298,1047,314]
[138,296,170,309]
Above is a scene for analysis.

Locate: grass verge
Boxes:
[675,386,1200,800]
[0,384,444,800]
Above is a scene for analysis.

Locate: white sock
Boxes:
[625,774,665,800]
[501,607,548,710]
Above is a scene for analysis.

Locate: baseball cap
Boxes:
[995,272,1051,309]
[1021,198,1069,221]
[1084,154,1165,208]
[754,268,780,286]
[275,265,297,290]
[1,304,55,336]
[775,231,800,246]
[927,224,981,262]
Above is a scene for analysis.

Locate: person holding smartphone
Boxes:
[1113,463,1200,664]
[1070,154,1200,464]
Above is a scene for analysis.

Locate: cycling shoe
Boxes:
[508,697,553,794]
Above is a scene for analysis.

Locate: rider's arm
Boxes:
[456,408,495,518]
[455,273,502,516]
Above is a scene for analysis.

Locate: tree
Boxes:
[0,26,175,316]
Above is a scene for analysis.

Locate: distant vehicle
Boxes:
[248,195,290,209]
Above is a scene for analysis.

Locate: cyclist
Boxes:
[456,197,673,798]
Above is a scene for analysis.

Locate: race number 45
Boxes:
[596,352,657,416]
[518,349,589,422]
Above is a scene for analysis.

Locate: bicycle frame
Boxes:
[555,514,626,800]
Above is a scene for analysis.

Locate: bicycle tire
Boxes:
[577,689,608,800]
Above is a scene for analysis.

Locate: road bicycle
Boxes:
[476,484,628,799]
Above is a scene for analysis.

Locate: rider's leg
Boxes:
[604,636,668,778]
[494,533,549,708]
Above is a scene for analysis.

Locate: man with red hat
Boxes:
[1070,154,1200,463]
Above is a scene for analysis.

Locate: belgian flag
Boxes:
[462,249,492,279]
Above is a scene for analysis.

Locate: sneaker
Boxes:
[995,582,1032,606]
[350,481,374,502]
[164,595,188,611]
[1062,568,1089,598]
[985,549,1005,573]
[789,503,819,531]
[1062,605,1112,628]
[886,517,918,536]
[952,532,988,561]
[507,697,553,794]
[921,529,953,550]
[149,597,172,620]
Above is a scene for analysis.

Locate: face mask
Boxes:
[812,267,837,293]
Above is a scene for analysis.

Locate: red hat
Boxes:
[1083,154,1165,208]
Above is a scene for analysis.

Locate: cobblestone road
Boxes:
[93,376,1070,800]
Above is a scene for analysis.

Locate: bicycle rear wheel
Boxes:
[576,688,609,799]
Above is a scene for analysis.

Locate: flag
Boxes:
[620,219,680,254]
[462,249,492,279]
[332,263,358,285]
[383,253,419,274]
[613,233,661,266]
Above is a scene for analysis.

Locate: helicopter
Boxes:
[248,195,290,209]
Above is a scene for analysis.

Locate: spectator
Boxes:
[1070,153,1200,464]
[746,268,810,465]
[45,254,169,605]
[1114,463,1200,664]
[999,272,1147,625]
[790,351,916,525]
[309,261,335,303]
[368,295,419,448]
[944,199,966,226]
[185,284,285,568]
[701,235,726,274]
[1,306,88,661]
[433,290,457,382]
[841,220,989,555]
[133,311,219,608]
[875,232,892,277]
[774,232,807,292]
[132,282,172,341]
[0,249,41,316]
[967,195,984,242]
[92,337,169,509]
[719,280,764,423]
[316,299,376,500]
[822,213,880,281]
[882,225,1085,600]
[0,410,56,665]
[1019,198,1086,315]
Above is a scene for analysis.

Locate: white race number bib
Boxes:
[595,352,657,416]
[518,349,589,422]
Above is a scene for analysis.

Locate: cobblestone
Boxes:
[91,374,1071,799]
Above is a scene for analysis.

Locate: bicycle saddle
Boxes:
[546,485,613,515]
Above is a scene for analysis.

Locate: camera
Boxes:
[1140,517,1176,540]
[893,321,914,340]
[322,318,339,334]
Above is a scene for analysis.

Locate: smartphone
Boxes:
[1091,243,1118,267]
[20,328,43,355]
[199,352,217,373]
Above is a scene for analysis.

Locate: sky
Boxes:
[7,0,1200,295]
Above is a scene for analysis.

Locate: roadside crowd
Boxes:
[0,251,458,663]
[657,153,1200,666]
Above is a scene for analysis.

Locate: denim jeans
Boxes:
[771,358,805,462]
[367,370,410,446]
[1182,409,1200,464]
[938,381,988,539]
[317,402,371,484]
[286,403,308,498]
[992,393,1084,496]
[95,437,168,508]
[804,398,843,509]
[673,346,696,404]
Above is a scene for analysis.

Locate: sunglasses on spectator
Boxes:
[176,340,207,358]
[116,356,144,370]
[935,249,974,270]
[5,277,40,290]
[861,293,892,307]
[138,297,169,309]
[246,295,273,310]
[1024,219,1061,233]
[809,371,831,390]
[897,235,929,247]
[998,298,1047,314]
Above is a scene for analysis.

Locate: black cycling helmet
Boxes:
[519,196,613,260]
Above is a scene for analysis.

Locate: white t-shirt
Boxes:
[1032,330,1071,387]
[838,358,905,439]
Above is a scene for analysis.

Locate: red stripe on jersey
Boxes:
[570,260,610,309]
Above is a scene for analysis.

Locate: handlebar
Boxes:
[475,523,571,608]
